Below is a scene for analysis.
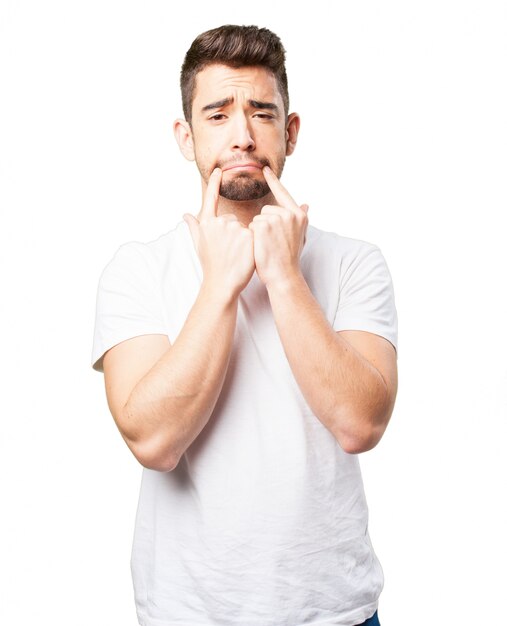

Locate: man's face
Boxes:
[189,64,290,201]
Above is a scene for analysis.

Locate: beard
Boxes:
[197,153,286,202]
[219,174,270,201]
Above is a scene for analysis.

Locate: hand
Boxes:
[248,166,309,288]
[183,168,255,299]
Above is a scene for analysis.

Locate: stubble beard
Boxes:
[198,154,286,202]
[219,174,270,201]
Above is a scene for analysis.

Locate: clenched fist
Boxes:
[248,166,309,288]
[183,168,255,299]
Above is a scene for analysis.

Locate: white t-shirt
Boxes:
[92,220,398,626]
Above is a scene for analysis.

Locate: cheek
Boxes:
[266,128,288,155]
[194,144,215,171]
[194,133,226,164]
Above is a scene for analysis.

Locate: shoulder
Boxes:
[304,224,384,274]
[306,224,379,256]
[100,221,187,277]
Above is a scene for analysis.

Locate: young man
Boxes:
[92,24,397,626]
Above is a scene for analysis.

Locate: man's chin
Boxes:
[219,176,270,201]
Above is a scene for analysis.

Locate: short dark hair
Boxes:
[180,24,289,125]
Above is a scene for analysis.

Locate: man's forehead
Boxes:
[193,64,281,105]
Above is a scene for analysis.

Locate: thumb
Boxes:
[183,213,200,246]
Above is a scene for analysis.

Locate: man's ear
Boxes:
[285,112,301,156]
[173,118,195,161]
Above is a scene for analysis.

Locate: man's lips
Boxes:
[222,162,264,172]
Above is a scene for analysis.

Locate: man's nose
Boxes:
[230,115,255,151]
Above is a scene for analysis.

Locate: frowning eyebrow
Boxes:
[201,97,280,114]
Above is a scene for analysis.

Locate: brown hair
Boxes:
[180,24,289,125]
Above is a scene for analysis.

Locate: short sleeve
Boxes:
[333,244,398,352]
[91,242,168,372]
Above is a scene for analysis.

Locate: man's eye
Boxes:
[254,113,273,119]
[210,114,226,121]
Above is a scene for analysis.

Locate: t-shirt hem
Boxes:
[136,600,379,626]
[92,328,169,372]
[334,321,398,353]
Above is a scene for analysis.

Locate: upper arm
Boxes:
[102,333,171,442]
[333,244,398,355]
[338,329,398,420]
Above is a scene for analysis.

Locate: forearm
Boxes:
[123,282,238,470]
[266,272,390,453]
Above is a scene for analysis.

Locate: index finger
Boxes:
[202,167,222,217]
[262,166,298,211]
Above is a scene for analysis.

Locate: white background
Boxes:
[1,1,506,624]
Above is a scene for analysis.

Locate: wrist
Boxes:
[264,268,306,296]
[200,278,240,309]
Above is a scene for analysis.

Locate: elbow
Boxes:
[139,451,180,472]
[336,389,394,455]
[132,443,181,472]
[334,410,391,455]
[125,433,182,473]
[119,406,181,472]
[339,430,381,455]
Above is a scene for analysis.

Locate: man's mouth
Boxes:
[222,162,264,172]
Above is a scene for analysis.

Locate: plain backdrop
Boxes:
[1,1,506,624]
